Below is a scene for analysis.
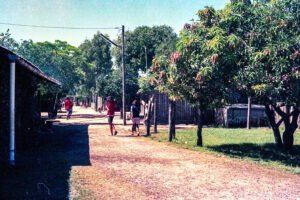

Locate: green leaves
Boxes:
[151,0,299,111]
[0,29,19,51]
[15,40,92,95]
[78,32,113,98]
[79,32,113,75]
[232,0,300,107]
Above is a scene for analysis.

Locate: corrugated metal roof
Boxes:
[0,45,61,86]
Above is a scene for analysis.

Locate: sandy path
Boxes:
[63,107,300,200]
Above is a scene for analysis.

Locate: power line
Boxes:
[0,22,120,30]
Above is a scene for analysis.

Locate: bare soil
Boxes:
[59,106,300,200]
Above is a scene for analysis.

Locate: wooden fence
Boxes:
[151,92,214,125]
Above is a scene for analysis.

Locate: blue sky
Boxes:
[0,0,229,47]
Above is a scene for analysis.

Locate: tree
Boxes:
[79,32,114,106]
[111,26,178,113]
[79,32,113,75]
[0,29,19,51]
[152,5,248,146]
[18,40,89,95]
[153,0,299,150]
[97,70,122,105]
[113,25,177,74]
[131,26,178,136]
[232,0,300,150]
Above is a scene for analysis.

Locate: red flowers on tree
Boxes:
[211,54,219,65]
[170,52,182,63]
[183,23,190,30]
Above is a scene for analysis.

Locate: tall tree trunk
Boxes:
[172,101,176,139]
[283,129,294,152]
[146,94,155,136]
[153,95,158,133]
[196,104,203,146]
[264,103,283,148]
[282,108,299,151]
[146,118,151,136]
[168,99,175,142]
[146,102,151,137]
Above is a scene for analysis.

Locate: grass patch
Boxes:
[69,169,96,200]
[150,127,300,174]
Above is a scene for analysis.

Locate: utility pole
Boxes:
[122,25,126,125]
[247,96,251,130]
[95,72,98,112]
[99,25,126,125]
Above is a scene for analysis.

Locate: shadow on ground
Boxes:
[0,124,91,200]
[69,114,107,119]
[57,113,107,120]
[206,143,300,168]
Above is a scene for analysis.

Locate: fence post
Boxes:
[247,96,251,130]
[153,93,157,133]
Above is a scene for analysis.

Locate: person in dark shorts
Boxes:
[107,96,117,136]
[130,100,140,136]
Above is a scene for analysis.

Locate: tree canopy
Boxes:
[111,25,178,104]
[151,0,299,148]
[113,25,177,75]
[18,40,91,95]
[231,0,300,150]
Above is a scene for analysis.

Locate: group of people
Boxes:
[61,95,142,136]
[106,96,141,136]
[79,101,87,108]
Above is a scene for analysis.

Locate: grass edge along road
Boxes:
[148,127,300,175]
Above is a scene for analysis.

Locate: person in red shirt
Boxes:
[107,96,117,136]
[65,97,73,120]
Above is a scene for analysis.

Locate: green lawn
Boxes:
[150,127,300,175]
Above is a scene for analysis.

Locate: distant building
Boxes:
[215,104,268,127]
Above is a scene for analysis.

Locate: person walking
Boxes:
[57,100,62,112]
[107,96,118,136]
[65,97,73,120]
[130,100,141,136]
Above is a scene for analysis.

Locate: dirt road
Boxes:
[61,107,300,200]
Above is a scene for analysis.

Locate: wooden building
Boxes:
[215,104,269,127]
[0,45,61,164]
[151,92,194,124]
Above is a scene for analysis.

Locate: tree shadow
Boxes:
[0,124,91,199]
[69,114,107,119]
[206,143,300,168]
[117,135,139,138]
[69,122,125,126]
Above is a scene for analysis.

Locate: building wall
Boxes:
[151,92,214,125]
[154,93,195,124]
[215,104,269,127]
[0,55,42,160]
[0,53,10,159]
